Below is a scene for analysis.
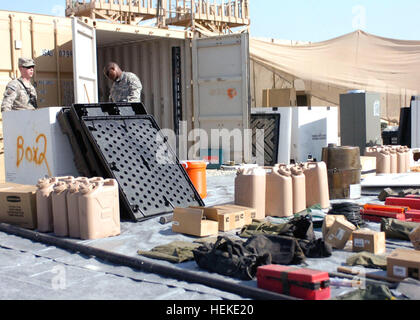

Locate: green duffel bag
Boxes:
[380,218,419,241]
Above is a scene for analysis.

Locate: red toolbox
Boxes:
[385,197,420,210]
[406,210,420,222]
[257,265,331,300]
[361,209,406,222]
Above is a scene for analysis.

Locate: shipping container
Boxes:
[0,10,251,181]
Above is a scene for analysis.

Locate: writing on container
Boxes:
[16,134,52,176]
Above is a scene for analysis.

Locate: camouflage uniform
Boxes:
[1,77,37,112]
[109,71,142,103]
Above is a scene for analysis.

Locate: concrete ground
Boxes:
[0,170,418,303]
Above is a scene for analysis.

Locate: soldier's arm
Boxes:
[127,75,143,102]
[1,84,18,112]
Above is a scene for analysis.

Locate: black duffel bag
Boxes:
[244,234,306,265]
[193,236,271,280]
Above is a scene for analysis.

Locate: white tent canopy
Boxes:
[250,30,420,97]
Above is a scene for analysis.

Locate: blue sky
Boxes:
[1,0,420,42]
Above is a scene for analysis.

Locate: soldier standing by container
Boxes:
[1,58,38,112]
[103,62,142,103]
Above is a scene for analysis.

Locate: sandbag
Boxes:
[346,252,387,270]
[380,218,419,241]
[137,241,201,263]
[334,284,396,300]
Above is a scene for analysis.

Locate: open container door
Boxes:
[192,33,251,164]
[72,17,98,104]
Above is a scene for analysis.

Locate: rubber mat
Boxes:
[78,114,205,221]
[251,113,281,166]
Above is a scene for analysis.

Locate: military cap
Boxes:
[18,58,36,68]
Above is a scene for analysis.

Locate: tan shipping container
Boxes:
[0,10,198,181]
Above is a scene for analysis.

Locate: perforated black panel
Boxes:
[80,115,204,221]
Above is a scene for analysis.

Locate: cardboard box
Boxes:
[262,88,297,107]
[360,156,376,179]
[387,248,420,280]
[0,184,37,229]
[322,215,347,239]
[208,205,247,231]
[262,89,270,108]
[352,229,386,254]
[214,204,257,225]
[172,207,219,237]
[409,226,420,251]
[325,219,356,249]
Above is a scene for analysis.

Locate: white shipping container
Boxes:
[3,107,79,185]
[291,106,339,163]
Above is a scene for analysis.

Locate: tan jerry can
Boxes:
[56,176,75,182]
[290,165,306,214]
[397,147,407,173]
[88,177,105,183]
[377,149,391,174]
[365,147,390,174]
[265,166,293,218]
[389,148,398,174]
[66,182,83,239]
[78,179,120,240]
[36,177,58,232]
[301,162,330,209]
[234,167,266,220]
[403,146,411,173]
[76,177,90,185]
[51,181,70,237]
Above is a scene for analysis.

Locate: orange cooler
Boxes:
[182,161,207,199]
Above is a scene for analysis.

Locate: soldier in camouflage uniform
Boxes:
[103,62,142,103]
[1,58,38,112]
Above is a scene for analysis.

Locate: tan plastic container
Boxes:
[365,147,390,174]
[397,147,407,173]
[403,146,411,173]
[265,166,293,218]
[377,149,391,174]
[88,177,105,183]
[290,165,306,214]
[36,177,58,232]
[56,176,75,182]
[78,179,120,240]
[234,167,266,220]
[389,148,398,174]
[66,182,83,239]
[76,177,90,185]
[301,162,330,209]
[51,182,70,237]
